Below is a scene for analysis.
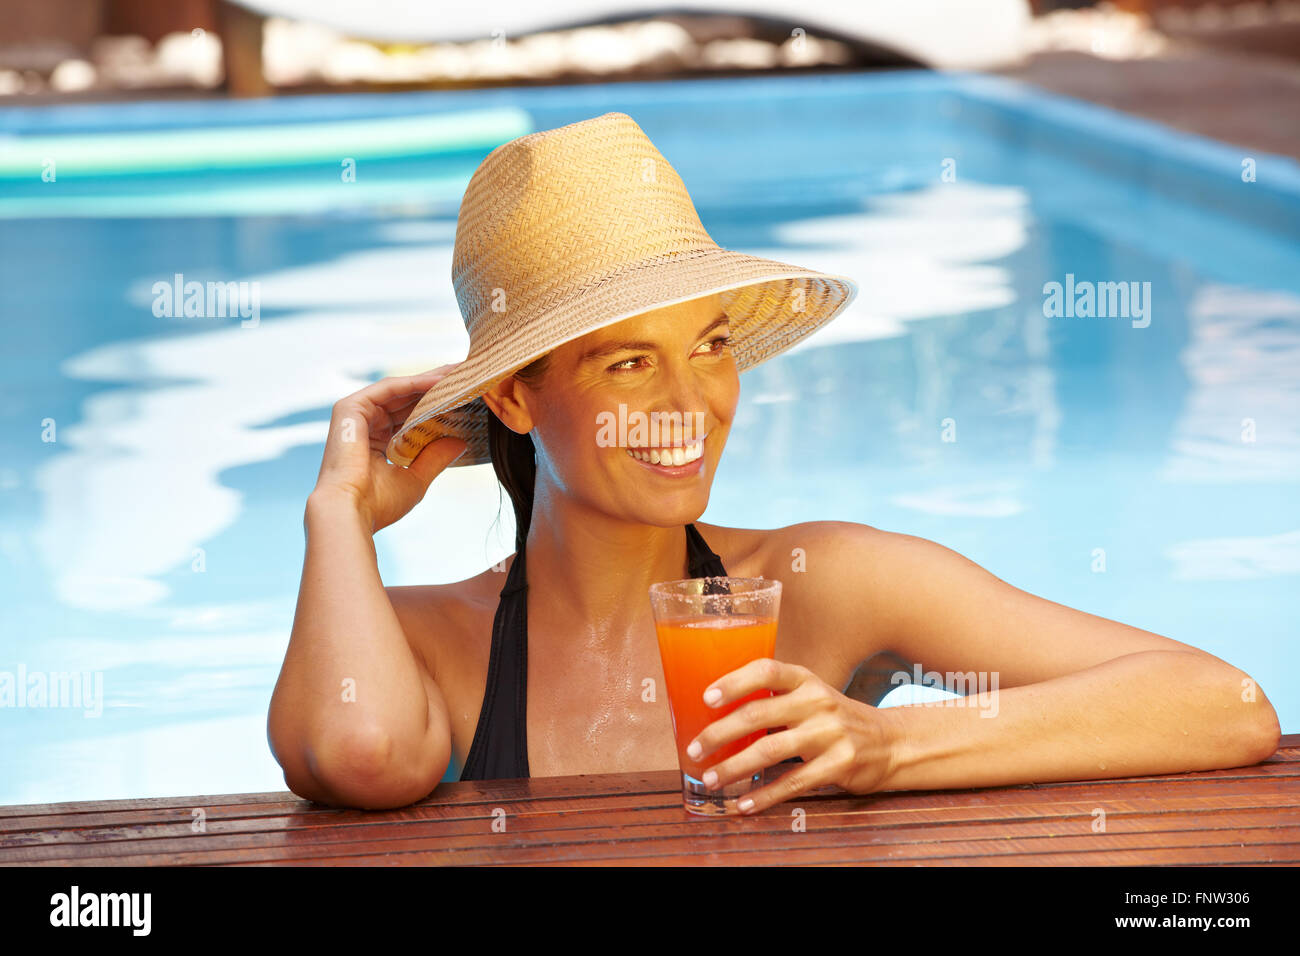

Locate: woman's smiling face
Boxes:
[500,291,740,525]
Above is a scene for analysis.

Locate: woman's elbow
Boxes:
[1245,697,1283,765]
[1216,662,1283,766]
[301,725,449,810]
[1173,654,1283,768]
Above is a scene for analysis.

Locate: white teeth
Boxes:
[625,439,704,466]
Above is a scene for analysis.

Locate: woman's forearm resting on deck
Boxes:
[876,650,1281,792]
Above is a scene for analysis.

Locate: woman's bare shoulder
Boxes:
[384,557,515,679]
[693,519,895,581]
[694,520,899,676]
[690,521,769,577]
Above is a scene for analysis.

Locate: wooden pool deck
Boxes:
[996,48,1300,161]
[1,733,1296,866]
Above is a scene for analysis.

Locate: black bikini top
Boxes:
[458,523,728,781]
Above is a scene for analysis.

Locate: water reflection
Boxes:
[1161,283,1300,483]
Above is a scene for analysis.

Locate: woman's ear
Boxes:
[481,377,535,436]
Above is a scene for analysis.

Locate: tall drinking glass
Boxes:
[649,576,782,815]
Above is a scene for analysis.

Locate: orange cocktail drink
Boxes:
[656,615,777,779]
[649,577,782,815]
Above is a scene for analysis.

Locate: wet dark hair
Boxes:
[487,353,552,555]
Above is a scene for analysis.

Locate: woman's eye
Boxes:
[607,335,730,373]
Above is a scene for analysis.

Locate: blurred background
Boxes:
[1,0,1297,806]
[3,0,1300,148]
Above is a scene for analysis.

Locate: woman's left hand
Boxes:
[686,658,900,814]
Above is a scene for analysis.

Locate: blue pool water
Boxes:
[1,72,1297,806]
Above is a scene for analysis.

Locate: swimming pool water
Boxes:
[1,72,1297,805]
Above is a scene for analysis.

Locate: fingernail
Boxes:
[738,798,754,812]
[687,741,702,759]
[704,688,722,706]
[703,770,717,788]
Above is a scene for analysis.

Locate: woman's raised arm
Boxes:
[267,369,468,809]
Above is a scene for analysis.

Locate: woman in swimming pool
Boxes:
[268,112,1280,812]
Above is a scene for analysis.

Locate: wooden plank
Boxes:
[509,843,1300,866]
[4,779,1298,852]
[5,795,1295,855]
[3,766,1296,846]
[168,827,1300,866]
[3,736,1294,820]
[19,834,1300,867]
[0,772,683,818]
[4,780,1298,848]
[4,792,1297,865]
[1,735,1294,865]
[1,749,1294,827]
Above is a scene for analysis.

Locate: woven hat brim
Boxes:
[386,247,858,468]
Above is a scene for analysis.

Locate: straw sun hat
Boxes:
[385,110,858,468]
